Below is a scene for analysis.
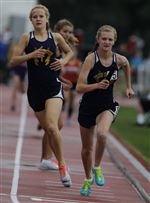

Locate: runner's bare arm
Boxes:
[76,53,109,93]
[10,33,47,66]
[117,54,134,98]
[50,33,74,71]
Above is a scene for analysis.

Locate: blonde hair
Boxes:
[96,25,117,42]
[54,19,78,46]
[53,19,73,32]
[29,4,50,30]
[68,35,79,46]
[29,4,50,20]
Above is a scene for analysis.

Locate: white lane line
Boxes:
[108,133,150,181]
[10,94,28,203]
[30,197,78,203]
[0,193,116,203]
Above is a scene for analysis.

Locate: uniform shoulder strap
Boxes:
[29,31,34,39]
[48,31,53,39]
[105,53,117,81]
[113,52,117,64]
[94,51,99,63]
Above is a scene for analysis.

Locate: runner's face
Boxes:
[97,31,115,51]
[59,25,73,42]
[31,8,48,30]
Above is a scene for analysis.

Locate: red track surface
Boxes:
[1,85,149,203]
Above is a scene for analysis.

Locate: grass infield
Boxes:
[111,106,150,165]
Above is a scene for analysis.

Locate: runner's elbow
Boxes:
[76,84,84,93]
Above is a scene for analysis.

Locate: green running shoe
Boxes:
[93,166,105,186]
[80,177,94,196]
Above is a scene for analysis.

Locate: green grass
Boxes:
[111,107,150,164]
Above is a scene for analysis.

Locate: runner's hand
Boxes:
[50,59,64,71]
[97,79,110,90]
[126,88,135,99]
[32,46,47,58]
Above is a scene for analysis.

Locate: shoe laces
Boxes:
[82,180,91,192]
[83,180,90,191]
[50,159,58,164]
[95,167,102,180]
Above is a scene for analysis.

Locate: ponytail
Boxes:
[88,42,99,54]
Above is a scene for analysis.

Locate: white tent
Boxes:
[0,0,37,39]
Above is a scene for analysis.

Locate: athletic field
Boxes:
[1,85,149,203]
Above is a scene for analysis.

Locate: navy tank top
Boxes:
[81,51,119,106]
[25,31,59,88]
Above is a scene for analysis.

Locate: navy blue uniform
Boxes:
[25,31,63,112]
[78,51,120,128]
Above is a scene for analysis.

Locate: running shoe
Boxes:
[59,165,72,187]
[80,177,94,196]
[39,159,59,170]
[92,166,105,186]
